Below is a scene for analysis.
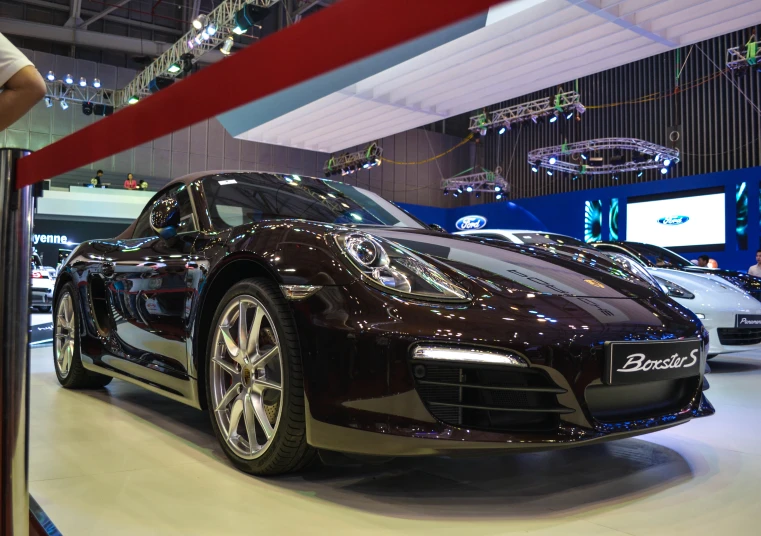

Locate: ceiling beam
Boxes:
[19,0,185,35]
[568,0,678,46]
[79,0,134,29]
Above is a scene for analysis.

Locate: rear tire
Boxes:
[205,278,316,475]
[53,282,113,389]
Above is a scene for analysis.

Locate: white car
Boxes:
[31,268,55,312]
[456,229,761,358]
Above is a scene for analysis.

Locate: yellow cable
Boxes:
[380,133,474,165]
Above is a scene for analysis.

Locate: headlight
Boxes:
[653,276,695,299]
[605,252,662,290]
[337,232,470,302]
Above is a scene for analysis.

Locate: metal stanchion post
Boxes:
[0,149,33,536]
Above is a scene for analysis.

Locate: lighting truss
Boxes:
[324,143,383,176]
[115,0,278,106]
[469,92,584,133]
[441,170,509,194]
[527,138,680,175]
[727,39,760,70]
[44,80,116,106]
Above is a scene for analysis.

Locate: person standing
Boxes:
[123,173,138,190]
[90,169,104,187]
[696,255,710,268]
[0,32,46,132]
[749,250,761,277]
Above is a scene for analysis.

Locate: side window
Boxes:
[132,186,197,238]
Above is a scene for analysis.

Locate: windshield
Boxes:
[622,243,693,268]
[202,173,425,230]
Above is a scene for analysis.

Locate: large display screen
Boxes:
[626,187,725,251]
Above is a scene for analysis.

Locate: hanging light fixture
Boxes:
[92,78,101,88]
[64,74,74,84]
[46,71,55,81]
[79,77,87,87]
[192,14,207,30]
[220,36,235,55]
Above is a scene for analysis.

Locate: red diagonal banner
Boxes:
[17,0,506,189]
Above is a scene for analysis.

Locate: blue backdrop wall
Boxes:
[400,166,761,272]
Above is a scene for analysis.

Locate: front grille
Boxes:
[586,377,699,423]
[717,328,761,346]
[411,360,570,433]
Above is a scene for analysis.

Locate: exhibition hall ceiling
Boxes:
[229,0,761,153]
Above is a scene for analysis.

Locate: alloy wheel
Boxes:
[210,296,283,460]
[55,293,75,378]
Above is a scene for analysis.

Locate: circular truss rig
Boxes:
[527,138,680,176]
[441,169,509,199]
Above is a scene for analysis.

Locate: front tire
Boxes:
[205,278,315,476]
[53,283,113,389]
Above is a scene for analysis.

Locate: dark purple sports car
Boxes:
[53,172,713,475]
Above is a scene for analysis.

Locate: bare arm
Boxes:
[0,65,46,132]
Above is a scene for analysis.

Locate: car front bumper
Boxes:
[700,309,761,355]
[291,282,713,456]
[31,286,54,308]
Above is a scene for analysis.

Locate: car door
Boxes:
[102,184,201,393]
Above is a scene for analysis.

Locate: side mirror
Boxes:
[150,197,180,240]
[428,223,447,233]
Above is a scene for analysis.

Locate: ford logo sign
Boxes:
[455,215,487,231]
[657,215,690,226]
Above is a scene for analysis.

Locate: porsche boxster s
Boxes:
[53,172,713,475]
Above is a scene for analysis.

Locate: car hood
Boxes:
[364,228,659,299]
[649,267,761,313]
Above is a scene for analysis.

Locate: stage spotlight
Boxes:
[194,34,203,45]
[220,36,234,55]
[44,97,52,108]
[206,23,217,36]
[549,114,558,123]
[443,189,449,196]
[663,158,671,167]
[82,102,93,116]
[475,192,480,198]
[64,74,73,84]
[465,186,473,193]
[531,165,538,173]
[192,14,207,30]
[498,126,506,135]
[494,185,501,192]
[92,78,101,88]
[479,128,487,136]
[496,193,503,200]
[637,171,643,177]
[660,167,668,175]
[46,71,55,81]
[549,156,557,165]
[187,39,195,49]
[149,76,175,93]
[60,100,69,110]
[531,116,538,124]
[581,153,588,160]
[612,175,619,181]
[566,111,574,120]
[201,29,210,40]
[234,4,269,34]
[79,77,87,87]
[546,170,553,176]
[168,63,182,74]
[654,154,660,162]
[572,175,578,181]
[128,95,139,105]
[456,187,463,194]
[453,192,459,198]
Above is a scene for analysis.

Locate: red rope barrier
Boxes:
[17,0,505,189]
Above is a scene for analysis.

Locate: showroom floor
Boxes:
[29,338,761,536]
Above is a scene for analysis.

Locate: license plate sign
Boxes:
[735,314,761,328]
[604,340,703,385]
